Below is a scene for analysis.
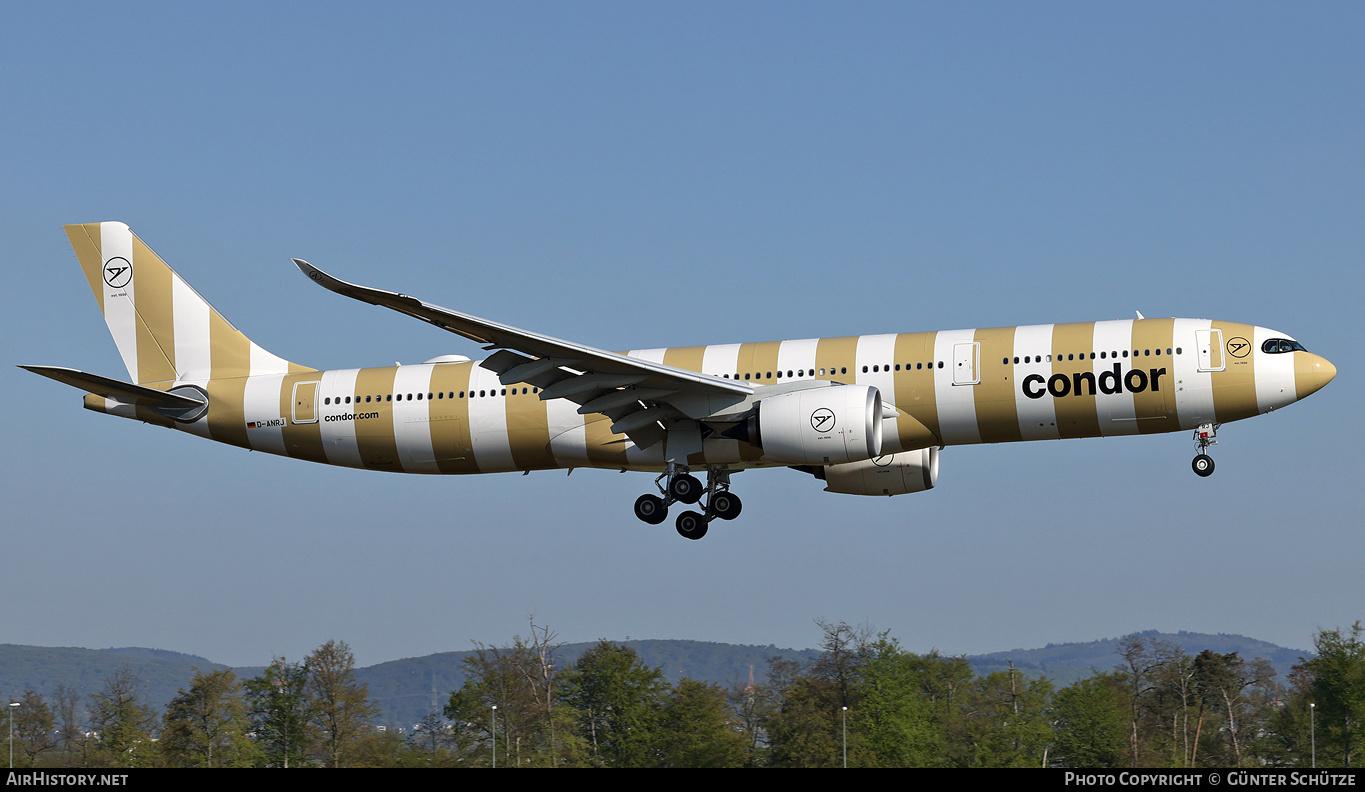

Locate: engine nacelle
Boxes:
[747,384,883,465]
[821,447,939,496]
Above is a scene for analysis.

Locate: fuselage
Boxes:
[85,317,1336,476]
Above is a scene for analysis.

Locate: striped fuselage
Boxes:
[87,317,1321,475]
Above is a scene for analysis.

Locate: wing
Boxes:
[292,260,754,450]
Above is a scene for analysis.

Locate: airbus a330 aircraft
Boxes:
[25,223,1337,539]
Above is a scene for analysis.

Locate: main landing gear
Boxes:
[1191,422,1219,478]
[632,465,742,540]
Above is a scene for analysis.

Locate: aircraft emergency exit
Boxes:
[23,223,1337,540]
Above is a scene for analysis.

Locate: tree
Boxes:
[1152,649,1199,767]
[406,707,461,767]
[1050,672,1129,768]
[558,640,668,767]
[88,666,158,768]
[160,668,258,767]
[958,663,1055,767]
[729,665,777,767]
[858,636,944,767]
[445,628,585,767]
[244,657,313,767]
[12,690,57,767]
[1189,651,1275,767]
[655,678,747,767]
[305,640,379,768]
[53,684,89,767]
[763,621,876,767]
[1302,623,1365,767]
[1116,635,1181,767]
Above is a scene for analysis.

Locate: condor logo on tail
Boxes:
[1022,364,1167,400]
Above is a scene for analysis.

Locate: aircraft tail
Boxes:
[64,222,312,384]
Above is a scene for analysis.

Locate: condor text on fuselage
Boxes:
[1022,361,1168,400]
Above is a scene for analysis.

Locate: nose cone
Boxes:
[1295,353,1337,399]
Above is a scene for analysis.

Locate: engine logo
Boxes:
[810,407,836,432]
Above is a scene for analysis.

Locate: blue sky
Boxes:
[2,2,1361,669]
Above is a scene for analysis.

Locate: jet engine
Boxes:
[728,384,883,465]
[819,447,939,496]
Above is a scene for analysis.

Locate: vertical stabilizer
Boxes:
[64,222,312,384]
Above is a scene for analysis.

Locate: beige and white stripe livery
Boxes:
[44,223,1337,496]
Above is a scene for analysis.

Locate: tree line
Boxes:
[5,622,1363,767]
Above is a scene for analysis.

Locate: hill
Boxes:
[0,630,1310,727]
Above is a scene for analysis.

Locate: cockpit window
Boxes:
[1262,338,1307,354]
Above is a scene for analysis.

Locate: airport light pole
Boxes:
[842,706,848,768]
[8,702,19,769]
[490,705,497,768]
[1310,702,1315,768]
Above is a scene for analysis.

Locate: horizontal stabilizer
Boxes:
[20,365,206,413]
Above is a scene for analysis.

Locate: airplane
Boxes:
[23,222,1337,540]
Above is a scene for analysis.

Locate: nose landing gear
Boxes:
[1191,423,1219,478]
[634,465,742,539]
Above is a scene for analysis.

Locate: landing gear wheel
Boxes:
[669,473,703,504]
[709,491,743,521]
[634,494,668,525]
[1192,454,1215,477]
[675,511,709,540]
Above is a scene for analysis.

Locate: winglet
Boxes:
[293,259,424,309]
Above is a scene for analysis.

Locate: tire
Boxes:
[634,494,668,525]
[675,511,709,540]
[669,473,703,504]
[1192,454,1215,477]
[710,491,742,521]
